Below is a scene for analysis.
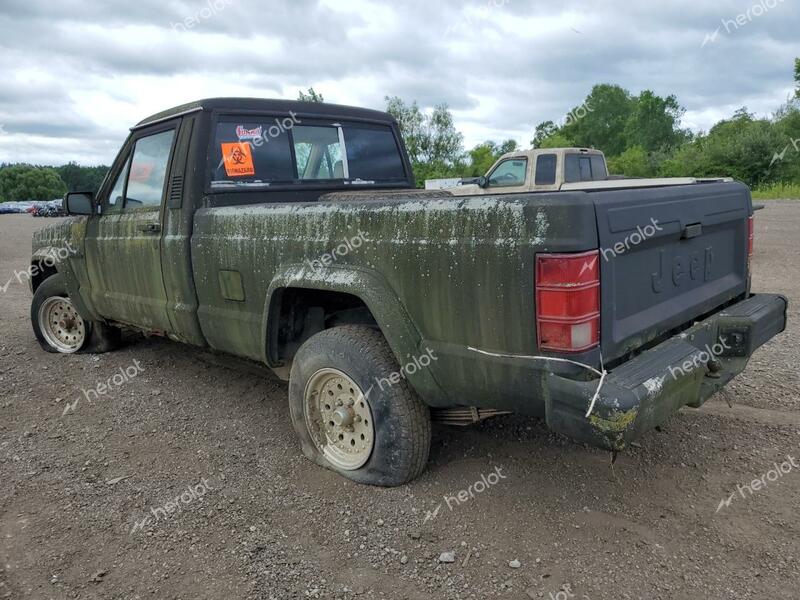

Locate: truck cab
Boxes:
[451,148,609,195]
[450,147,731,195]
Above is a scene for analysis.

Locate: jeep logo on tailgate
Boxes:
[652,247,714,293]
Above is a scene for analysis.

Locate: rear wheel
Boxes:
[289,325,431,487]
[31,273,121,354]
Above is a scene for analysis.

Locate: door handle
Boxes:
[138,223,161,234]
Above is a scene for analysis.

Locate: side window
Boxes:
[293,126,343,180]
[534,154,557,186]
[488,159,527,187]
[125,130,175,208]
[565,154,605,183]
[591,155,608,179]
[105,156,131,214]
[343,125,405,181]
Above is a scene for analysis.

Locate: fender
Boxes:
[262,263,448,406]
[31,218,103,322]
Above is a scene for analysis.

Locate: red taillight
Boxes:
[747,216,754,259]
[536,250,600,352]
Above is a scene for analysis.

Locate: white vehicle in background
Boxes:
[446,148,731,195]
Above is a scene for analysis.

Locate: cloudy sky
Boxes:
[0,0,798,166]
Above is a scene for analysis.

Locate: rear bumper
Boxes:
[545,293,788,451]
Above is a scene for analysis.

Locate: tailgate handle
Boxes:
[682,223,702,239]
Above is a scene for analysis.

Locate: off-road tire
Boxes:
[288,325,431,487]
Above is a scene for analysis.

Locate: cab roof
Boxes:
[134,97,397,130]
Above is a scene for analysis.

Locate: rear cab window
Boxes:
[564,154,608,183]
[209,115,407,191]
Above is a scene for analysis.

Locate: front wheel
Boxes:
[31,273,120,354]
[288,326,431,487]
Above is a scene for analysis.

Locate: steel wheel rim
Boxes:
[38,296,85,353]
[304,368,375,471]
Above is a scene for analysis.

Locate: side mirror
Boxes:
[477,176,488,188]
[64,192,95,216]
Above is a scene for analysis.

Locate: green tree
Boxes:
[498,139,518,155]
[531,121,560,148]
[772,101,800,182]
[56,162,109,194]
[537,132,573,149]
[659,109,784,187]
[560,84,634,156]
[385,96,464,186]
[298,87,324,103]
[467,142,500,177]
[795,58,800,98]
[607,146,654,177]
[0,165,67,202]
[624,90,688,152]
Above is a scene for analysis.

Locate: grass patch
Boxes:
[752,182,800,200]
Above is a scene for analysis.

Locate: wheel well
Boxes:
[270,288,379,364]
[31,261,58,293]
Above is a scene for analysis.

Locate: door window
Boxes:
[124,130,175,208]
[106,156,131,214]
[488,158,527,187]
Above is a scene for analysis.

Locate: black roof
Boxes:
[134,97,395,129]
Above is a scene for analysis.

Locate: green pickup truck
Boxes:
[30,98,787,486]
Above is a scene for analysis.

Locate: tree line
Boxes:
[0,163,109,202]
[3,65,798,203]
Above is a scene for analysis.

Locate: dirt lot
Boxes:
[1,204,798,600]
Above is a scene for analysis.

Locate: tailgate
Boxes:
[592,181,751,362]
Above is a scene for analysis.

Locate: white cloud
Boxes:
[0,0,798,165]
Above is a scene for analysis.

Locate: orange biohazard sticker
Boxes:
[221,142,255,177]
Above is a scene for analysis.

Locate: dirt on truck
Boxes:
[29,97,788,486]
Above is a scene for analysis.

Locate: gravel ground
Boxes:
[1,203,798,600]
